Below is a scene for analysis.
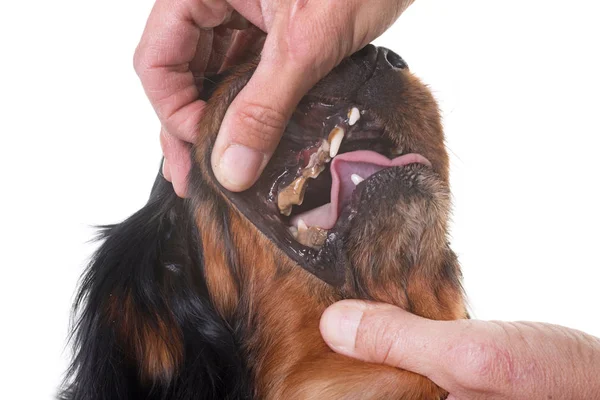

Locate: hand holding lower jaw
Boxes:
[320,300,600,400]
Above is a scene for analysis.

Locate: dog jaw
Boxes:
[189,45,466,399]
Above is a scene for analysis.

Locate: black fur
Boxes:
[59,167,250,400]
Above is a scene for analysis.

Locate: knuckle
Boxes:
[285,4,348,70]
[462,341,500,379]
[132,41,157,78]
[451,337,516,391]
[355,312,402,364]
[374,319,400,364]
[132,44,146,76]
[286,41,319,68]
[286,32,330,72]
[159,129,174,153]
[232,103,287,151]
[172,181,187,198]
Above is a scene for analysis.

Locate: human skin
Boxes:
[134,3,600,396]
[134,0,415,196]
[320,300,600,400]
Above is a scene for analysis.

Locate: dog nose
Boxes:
[351,44,378,63]
[379,47,408,70]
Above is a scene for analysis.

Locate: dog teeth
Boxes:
[348,107,360,126]
[303,140,330,178]
[351,173,364,185]
[295,222,328,249]
[391,146,403,156]
[288,226,298,238]
[297,219,308,232]
[278,176,308,215]
[328,126,344,158]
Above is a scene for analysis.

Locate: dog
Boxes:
[60,45,467,400]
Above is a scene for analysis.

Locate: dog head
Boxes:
[61,45,464,400]
[191,45,458,305]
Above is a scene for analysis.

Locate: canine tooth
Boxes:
[351,174,364,185]
[348,107,360,126]
[328,126,344,158]
[288,226,298,238]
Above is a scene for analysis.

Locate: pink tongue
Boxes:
[291,151,430,230]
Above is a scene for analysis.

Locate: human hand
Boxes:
[135,0,416,196]
[134,1,264,197]
[320,300,600,400]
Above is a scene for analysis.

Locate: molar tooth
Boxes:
[303,151,325,178]
[328,126,345,158]
[302,139,331,178]
[296,224,328,249]
[277,176,308,215]
[351,173,364,185]
[297,219,308,232]
[348,107,360,126]
[280,206,292,217]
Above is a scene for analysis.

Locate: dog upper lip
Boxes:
[290,151,431,230]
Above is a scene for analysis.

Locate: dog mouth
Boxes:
[214,46,442,286]
[277,106,431,249]
[219,100,435,286]
[243,98,434,276]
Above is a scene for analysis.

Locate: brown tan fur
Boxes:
[196,205,239,318]
[109,293,184,383]
[189,59,466,399]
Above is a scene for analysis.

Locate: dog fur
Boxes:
[61,47,467,400]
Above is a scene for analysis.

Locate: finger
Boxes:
[160,129,191,197]
[210,32,328,191]
[321,302,600,399]
[319,300,471,389]
[134,0,231,143]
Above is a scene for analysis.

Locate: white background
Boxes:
[1,0,599,398]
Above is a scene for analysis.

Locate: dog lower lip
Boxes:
[303,163,438,282]
[219,103,423,285]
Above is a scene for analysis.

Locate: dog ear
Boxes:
[60,167,249,399]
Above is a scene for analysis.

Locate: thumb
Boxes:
[320,300,465,383]
[211,36,326,192]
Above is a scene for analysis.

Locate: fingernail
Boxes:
[217,145,265,190]
[320,304,364,353]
